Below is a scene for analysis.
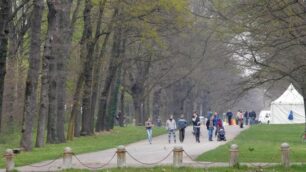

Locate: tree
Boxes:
[20,0,44,151]
[46,0,72,144]
[0,0,11,132]
[206,0,306,138]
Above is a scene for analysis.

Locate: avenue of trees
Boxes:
[1,0,305,151]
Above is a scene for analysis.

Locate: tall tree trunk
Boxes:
[35,55,49,147]
[106,68,121,130]
[131,61,151,125]
[20,0,44,151]
[132,93,143,125]
[152,88,161,124]
[96,9,121,131]
[0,0,11,132]
[81,0,107,135]
[65,0,83,140]
[119,70,126,127]
[5,22,18,127]
[45,0,72,144]
[144,91,150,120]
[80,0,94,136]
[90,17,113,132]
[67,75,84,140]
[56,0,72,143]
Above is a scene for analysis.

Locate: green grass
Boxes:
[62,165,306,172]
[197,124,306,162]
[0,126,166,168]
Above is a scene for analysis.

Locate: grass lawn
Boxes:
[63,165,306,172]
[197,124,306,162]
[0,126,166,168]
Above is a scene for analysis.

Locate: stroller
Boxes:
[217,128,226,141]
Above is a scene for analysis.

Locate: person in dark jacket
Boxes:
[192,113,201,143]
[206,116,214,141]
[244,111,249,125]
[177,114,188,143]
[226,110,233,125]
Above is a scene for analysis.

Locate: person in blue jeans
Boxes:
[145,118,153,144]
[192,113,201,143]
[166,115,177,143]
[206,116,214,141]
[177,114,188,143]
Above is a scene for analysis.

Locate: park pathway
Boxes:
[13,125,248,171]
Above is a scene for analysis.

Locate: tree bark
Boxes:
[67,74,83,140]
[65,0,83,140]
[90,12,114,132]
[80,0,94,136]
[130,60,151,125]
[96,8,122,131]
[45,0,71,144]
[0,0,11,132]
[106,68,121,130]
[119,70,126,127]
[152,88,161,124]
[20,0,44,151]
[56,0,72,143]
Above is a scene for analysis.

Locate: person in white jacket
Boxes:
[166,115,177,143]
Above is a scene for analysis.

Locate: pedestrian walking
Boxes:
[213,112,219,137]
[145,118,153,144]
[166,115,177,143]
[192,112,201,143]
[226,110,233,125]
[244,110,249,125]
[237,110,243,128]
[206,116,214,141]
[249,110,257,125]
[177,114,188,143]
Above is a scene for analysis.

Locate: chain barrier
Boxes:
[183,150,219,167]
[28,154,62,168]
[126,150,172,165]
[72,152,116,169]
[19,145,305,170]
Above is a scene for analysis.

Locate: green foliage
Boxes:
[124,0,190,48]
[197,124,306,162]
[0,126,166,168]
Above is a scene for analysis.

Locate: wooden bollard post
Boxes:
[117,145,126,168]
[173,146,183,167]
[281,143,290,167]
[4,149,14,172]
[229,144,239,167]
[63,147,73,169]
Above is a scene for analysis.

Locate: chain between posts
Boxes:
[72,152,116,169]
[28,154,62,168]
[183,150,218,167]
[126,150,172,165]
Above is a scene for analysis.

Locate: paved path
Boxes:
[11,125,248,171]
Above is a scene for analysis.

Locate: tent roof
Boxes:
[271,84,304,105]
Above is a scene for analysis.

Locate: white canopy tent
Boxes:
[270,84,305,124]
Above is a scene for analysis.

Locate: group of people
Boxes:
[144,111,228,144]
[145,115,188,144]
[226,110,257,128]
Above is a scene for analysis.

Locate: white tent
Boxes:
[270,84,305,124]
